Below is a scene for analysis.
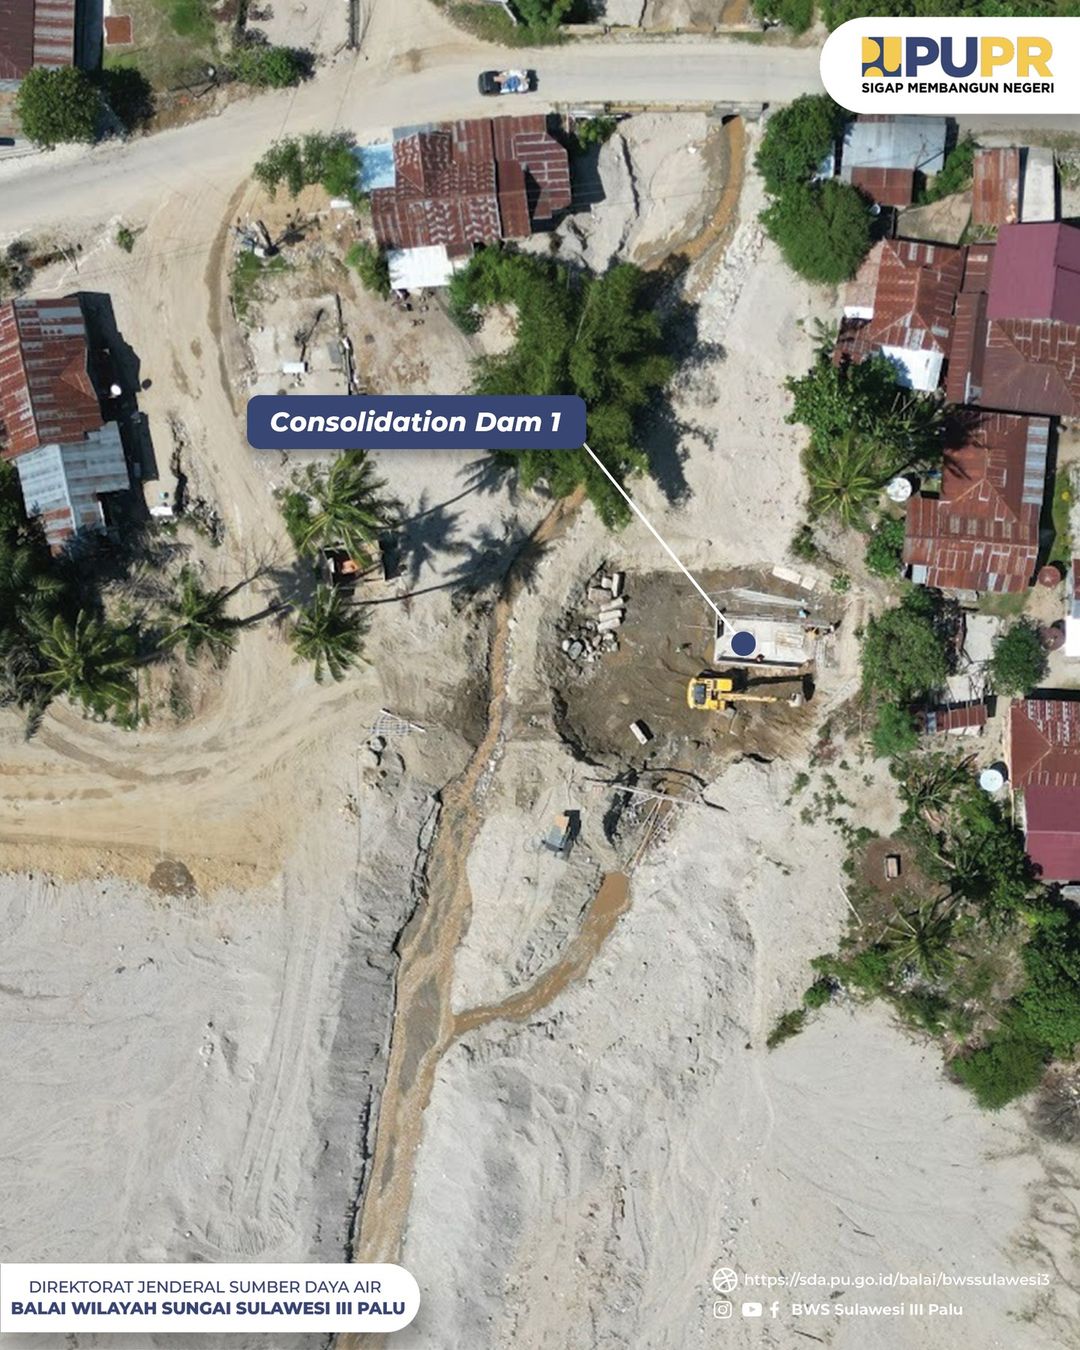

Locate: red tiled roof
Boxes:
[849,166,915,208]
[988,222,1080,325]
[1009,698,1080,789]
[0,298,101,459]
[971,148,1021,228]
[371,115,570,254]
[835,238,963,372]
[0,0,76,81]
[1024,784,1080,881]
[903,412,1049,592]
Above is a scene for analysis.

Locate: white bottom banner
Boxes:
[0,1263,420,1335]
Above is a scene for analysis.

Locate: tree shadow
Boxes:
[397,492,463,589]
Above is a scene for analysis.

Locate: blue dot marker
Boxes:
[731,630,757,658]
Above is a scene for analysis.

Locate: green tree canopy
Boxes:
[755,95,846,196]
[16,67,102,148]
[254,132,358,201]
[761,180,872,286]
[291,584,366,683]
[988,620,1048,696]
[449,250,674,527]
[347,242,390,298]
[865,515,906,578]
[34,611,136,719]
[281,450,393,561]
[232,45,308,88]
[861,589,950,702]
[162,567,241,665]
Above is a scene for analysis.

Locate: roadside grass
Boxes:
[103,0,219,90]
[230,251,289,325]
[1049,468,1074,569]
[439,3,567,46]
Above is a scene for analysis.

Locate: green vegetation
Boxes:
[788,355,944,528]
[755,95,846,197]
[35,612,137,720]
[861,589,950,703]
[0,241,33,302]
[253,133,360,203]
[754,96,872,284]
[346,242,391,299]
[871,703,918,759]
[988,620,1048,696]
[952,1032,1047,1110]
[574,116,618,151]
[290,584,366,683]
[766,1008,807,1049]
[447,249,675,527]
[864,515,905,578]
[279,451,394,562]
[16,67,103,148]
[1050,468,1074,567]
[165,0,213,40]
[230,250,288,324]
[161,566,241,665]
[918,135,976,204]
[761,180,872,286]
[821,0,1080,28]
[441,0,569,44]
[750,0,814,31]
[102,0,214,92]
[116,225,137,254]
[230,44,309,89]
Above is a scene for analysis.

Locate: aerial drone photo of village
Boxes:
[2,0,1080,1347]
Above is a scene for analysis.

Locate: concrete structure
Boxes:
[903,412,1050,596]
[1020,145,1057,223]
[0,295,130,550]
[1066,561,1080,659]
[1008,697,1080,882]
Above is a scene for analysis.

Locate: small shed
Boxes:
[839,115,948,182]
[971,147,1020,228]
[1020,146,1057,223]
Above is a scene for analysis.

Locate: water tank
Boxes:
[979,767,1006,794]
[886,476,913,503]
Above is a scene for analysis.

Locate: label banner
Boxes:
[0,1262,420,1335]
[821,17,1078,114]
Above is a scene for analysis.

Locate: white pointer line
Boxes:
[581,441,728,628]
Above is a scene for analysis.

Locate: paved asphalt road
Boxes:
[0,40,824,239]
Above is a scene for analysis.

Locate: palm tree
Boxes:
[807,430,884,528]
[35,611,136,718]
[883,895,962,982]
[898,754,972,830]
[288,451,393,561]
[162,567,241,665]
[290,584,366,683]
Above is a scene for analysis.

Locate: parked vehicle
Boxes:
[478,69,535,96]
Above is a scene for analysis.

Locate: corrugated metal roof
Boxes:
[988,222,1080,325]
[1023,784,1080,881]
[849,165,915,208]
[971,147,1020,228]
[839,115,948,178]
[14,421,128,549]
[0,297,102,459]
[920,701,989,733]
[370,115,569,255]
[0,0,75,81]
[1009,698,1080,789]
[902,412,1048,593]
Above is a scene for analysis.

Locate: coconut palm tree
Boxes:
[290,584,366,683]
[287,451,393,561]
[898,754,972,831]
[34,611,136,718]
[161,567,241,665]
[883,895,962,982]
[806,430,884,528]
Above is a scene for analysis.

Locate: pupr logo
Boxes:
[861,34,1052,79]
[861,36,901,77]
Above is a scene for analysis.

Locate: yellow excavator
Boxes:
[686,672,801,713]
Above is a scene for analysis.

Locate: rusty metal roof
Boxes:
[971,147,1021,228]
[902,412,1049,593]
[835,237,963,377]
[849,166,915,208]
[0,0,75,81]
[1023,784,1080,882]
[371,115,569,254]
[0,297,102,459]
[918,701,989,733]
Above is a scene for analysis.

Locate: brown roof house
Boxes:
[1007,697,1080,882]
[903,412,1050,596]
[838,115,947,209]
[368,116,571,289]
[948,222,1080,416]
[0,297,129,549]
[0,0,77,87]
[836,238,964,391]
